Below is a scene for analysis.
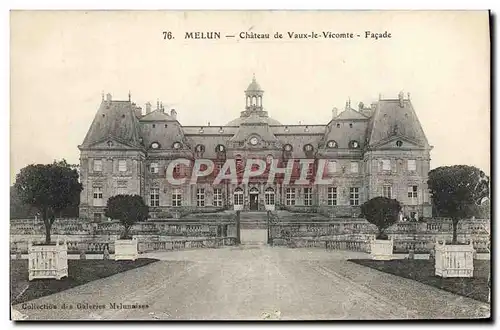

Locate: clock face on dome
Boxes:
[250,137,259,145]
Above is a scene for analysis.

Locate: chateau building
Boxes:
[78,77,432,221]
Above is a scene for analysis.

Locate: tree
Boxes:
[428,165,490,244]
[361,197,401,239]
[10,186,38,219]
[105,195,148,239]
[13,160,83,243]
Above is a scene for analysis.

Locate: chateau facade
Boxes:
[78,77,432,221]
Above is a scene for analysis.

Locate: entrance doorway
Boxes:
[249,187,259,211]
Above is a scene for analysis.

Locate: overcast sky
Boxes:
[10,10,490,182]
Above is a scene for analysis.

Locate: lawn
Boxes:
[350,259,490,303]
[10,258,158,305]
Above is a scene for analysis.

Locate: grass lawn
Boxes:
[11,258,158,305]
[350,259,490,303]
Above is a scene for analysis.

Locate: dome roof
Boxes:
[226,115,281,126]
[246,76,262,92]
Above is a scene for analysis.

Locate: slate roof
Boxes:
[322,120,368,149]
[230,114,279,142]
[81,93,430,157]
[139,120,187,150]
[334,107,368,120]
[226,115,281,126]
[367,99,429,147]
[80,100,142,148]
[140,109,177,122]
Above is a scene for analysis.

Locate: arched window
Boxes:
[283,144,293,152]
[195,144,205,153]
[215,144,226,153]
[234,188,244,206]
[303,144,314,152]
[349,140,360,149]
[252,96,257,106]
[326,140,338,149]
[265,187,275,206]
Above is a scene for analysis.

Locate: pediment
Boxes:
[370,135,425,150]
[85,136,140,150]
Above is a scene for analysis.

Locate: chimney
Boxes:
[332,107,338,119]
[106,93,112,102]
[398,91,405,107]
[170,109,177,120]
[358,102,364,111]
[145,102,152,114]
[134,106,142,118]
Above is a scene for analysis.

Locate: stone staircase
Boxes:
[239,212,268,229]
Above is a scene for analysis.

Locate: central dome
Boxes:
[226,115,281,126]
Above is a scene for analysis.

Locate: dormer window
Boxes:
[304,126,309,132]
[396,140,403,147]
[216,144,225,153]
[284,144,293,152]
[195,144,205,153]
[199,127,204,133]
[284,126,289,133]
[349,140,360,149]
[303,144,314,152]
[218,127,224,133]
[107,140,114,147]
[326,140,338,149]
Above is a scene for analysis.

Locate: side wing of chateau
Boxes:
[78,76,432,221]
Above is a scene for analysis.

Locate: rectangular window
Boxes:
[327,187,337,206]
[350,162,359,173]
[116,183,128,196]
[93,213,102,222]
[327,161,337,174]
[265,189,275,205]
[383,185,392,199]
[93,187,103,206]
[197,188,205,207]
[150,188,160,207]
[93,159,103,172]
[213,188,223,207]
[286,188,296,206]
[150,163,159,174]
[381,159,391,171]
[118,160,127,172]
[304,187,313,206]
[349,187,359,206]
[408,159,417,172]
[408,185,418,199]
[234,191,244,205]
[172,188,182,207]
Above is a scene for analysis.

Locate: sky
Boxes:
[10,10,490,183]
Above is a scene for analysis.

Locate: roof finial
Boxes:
[157,99,160,110]
[101,90,104,101]
[128,90,131,102]
[378,93,382,100]
[252,73,256,82]
[407,92,411,100]
[348,97,351,108]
